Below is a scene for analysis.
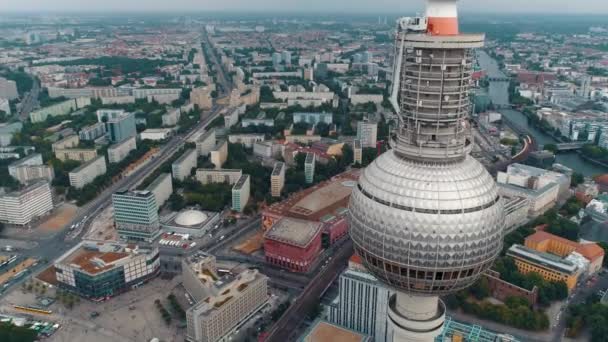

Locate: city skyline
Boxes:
[1,0,608,14]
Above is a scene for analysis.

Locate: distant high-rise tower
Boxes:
[281,51,292,66]
[272,52,282,68]
[348,1,505,341]
[304,152,315,184]
[112,189,160,242]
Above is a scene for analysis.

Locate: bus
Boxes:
[13,305,52,315]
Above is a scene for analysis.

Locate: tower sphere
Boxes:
[348,151,504,296]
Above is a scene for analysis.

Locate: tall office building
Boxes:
[304,152,315,184]
[232,174,250,213]
[97,109,136,143]
[0,181,54,226]
[281,51,292,66]
[361,51,373,63]
[328,256,392,342]
[272,52,282,68]
[271,162,286,197]
[112,190,160,242]
[357,120,378,148]
[348,1,505,341]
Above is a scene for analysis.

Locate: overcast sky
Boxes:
[1,0,607,14]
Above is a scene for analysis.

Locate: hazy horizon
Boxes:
[1,0,608,15]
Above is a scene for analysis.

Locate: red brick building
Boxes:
[321,213,349,247]
[485,270,538,306]
[263,218,323,273]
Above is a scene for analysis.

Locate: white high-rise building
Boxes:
[271,162,285,197]
[0,77,18,100]
[232,174,250,212]
[0,98,11,115]
[145,173,173,208]
[357,120,378,148]
[0,181,54,226]
[328,257,392,342]
[281,51,292,66]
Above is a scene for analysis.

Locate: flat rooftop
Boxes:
[114,189,153,198]
[264,217,322,248]
[305,152,315,164]
[8,153,42,167]
[264,170,360,221]
[108,136,135,150]
[173,148,196,165]
[56,240,154,276]
[272,162,285,176]
[289,181,354,217]
[301,320,370,342]
[233,174,249,190]
[146,173,171,191]
[508,244,579,275]
[526,230,605,262]
[198,129,215,142]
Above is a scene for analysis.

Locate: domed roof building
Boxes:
[175,210,208,227]
[161,208,220,238]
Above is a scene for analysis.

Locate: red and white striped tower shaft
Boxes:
[426,0,459,35]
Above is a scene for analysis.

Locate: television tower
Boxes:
[348,0,505,341]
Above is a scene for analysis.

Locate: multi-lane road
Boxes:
[18,76,40,120]
[0,105,224,295]
[264,240,354,342]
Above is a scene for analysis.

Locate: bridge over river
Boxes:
[540,142,586,152]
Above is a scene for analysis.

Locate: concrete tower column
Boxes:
[388,293,445,342]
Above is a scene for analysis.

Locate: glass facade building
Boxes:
[112,190,160,242]
[54,241,160,299]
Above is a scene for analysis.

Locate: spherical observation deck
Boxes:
[348,150,504,296]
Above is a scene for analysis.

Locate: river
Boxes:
[476,51,607,177]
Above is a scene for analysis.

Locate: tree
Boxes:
[571,172,584,187]
[470,277,490,300]
[0,322,37,342]
[362,148,377,166]
[315,122,330,137]
[168,193,186,211]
